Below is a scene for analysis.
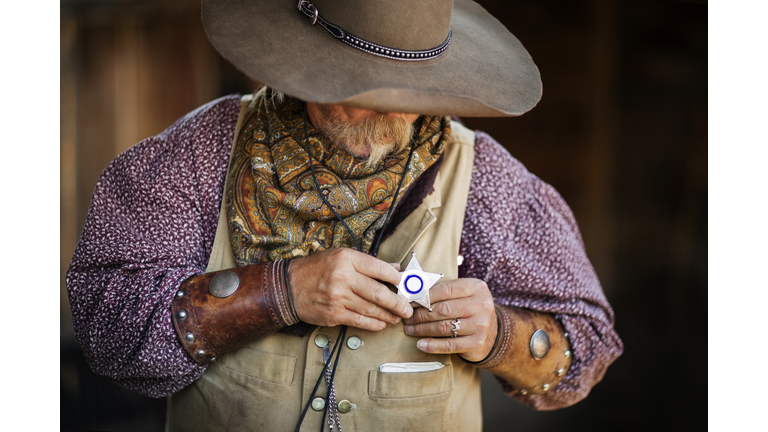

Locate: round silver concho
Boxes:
[209,271,240,298]
[529,329,551,360]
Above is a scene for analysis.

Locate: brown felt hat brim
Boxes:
[202,0,542,117]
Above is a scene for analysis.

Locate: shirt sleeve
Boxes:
[66,95,242,398]
[459,131,624,410]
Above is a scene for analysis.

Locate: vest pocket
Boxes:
[215,347,297,385]
[368,364,453,399]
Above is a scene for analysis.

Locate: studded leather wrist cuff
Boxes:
[171,261,297,364]
[469,305,572,396]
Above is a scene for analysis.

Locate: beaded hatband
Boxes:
[298,0,452,61]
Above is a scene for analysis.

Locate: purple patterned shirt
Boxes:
[67,95,622,410]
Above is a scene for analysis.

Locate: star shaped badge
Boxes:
[397,252,443,311]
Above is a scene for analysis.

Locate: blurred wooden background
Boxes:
[61,0,707,430]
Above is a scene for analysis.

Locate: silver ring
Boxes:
[450,318,461,337]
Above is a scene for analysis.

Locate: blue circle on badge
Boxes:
[404,275,424,294]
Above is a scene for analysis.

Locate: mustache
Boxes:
[320,113,415,169]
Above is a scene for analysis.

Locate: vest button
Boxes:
[314,334,329,348]
[311,397,325,411]
[346,336,362,350]
[338,399,356,414]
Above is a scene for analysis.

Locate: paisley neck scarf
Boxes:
[226,91,451,266]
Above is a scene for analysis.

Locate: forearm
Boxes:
[466,305,572,397]
[465,303,622,411]
[171,260,299,364]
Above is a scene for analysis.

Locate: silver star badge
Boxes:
[397,252,443,311]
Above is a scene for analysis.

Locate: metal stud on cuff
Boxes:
[542,384,550,392]
[209,270,240,298]
[185,332,195,343]
[529,329,551,360]
[177,310,187,320]
[557,368,565,377]
[196,349,206,358]
[519,389,528,396]
[564,350,571,358]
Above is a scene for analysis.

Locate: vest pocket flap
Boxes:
[216,348,297,385]
[368,364,453,399]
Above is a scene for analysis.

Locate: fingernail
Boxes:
[392,316,401,324]
[404,325,413,335]
[403,306,413,318]
[417,340,427,351]
[404,316,413,325]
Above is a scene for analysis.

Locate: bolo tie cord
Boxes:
[295,103,416,432]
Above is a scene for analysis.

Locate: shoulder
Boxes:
[472,130,534,187]
[148,94,242,156]
[160,94,243,139]
[104,95,242,181]
[465,129,540,211]
[465,130,582,242]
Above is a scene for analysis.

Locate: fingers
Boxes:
[406,297,488,325]
[401,278,497,359]
[405,279,493,324]
[404,317,473,338]
[287,248,413,330]
[350,251,402,286]
[409,316,497,361]
[335,310,389,332]
[416,337,472,355]
[426,279,476,304]
[346,288,404,325]
[350,275,413,320]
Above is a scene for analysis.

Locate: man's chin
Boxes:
[340,143,373,159]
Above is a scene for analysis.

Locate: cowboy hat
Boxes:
[202,0,542,117]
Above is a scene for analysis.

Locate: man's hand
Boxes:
[288,248,414,331]
[403,278,498,362]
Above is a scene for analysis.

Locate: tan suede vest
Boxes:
[167,96,479,432]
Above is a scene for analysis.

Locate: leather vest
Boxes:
[167,96,479,432]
